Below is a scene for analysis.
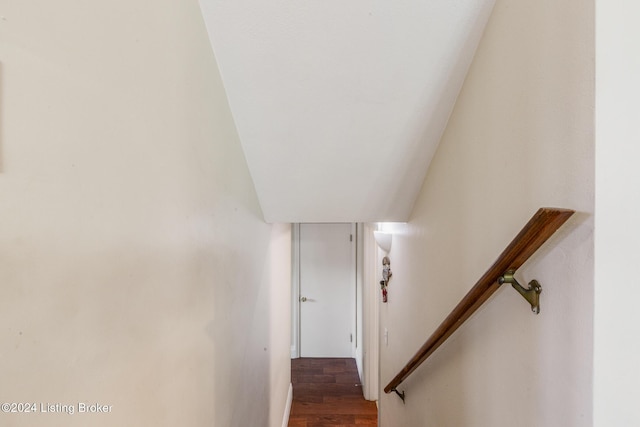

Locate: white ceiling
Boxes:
[198,0,495,223]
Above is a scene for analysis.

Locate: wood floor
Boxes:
[288,358,378,427]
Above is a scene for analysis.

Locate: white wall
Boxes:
[362,223,380,402]
[0,1,291,426]
[355,223,365,384]
[594,1,640,426]
[378,0,594,425]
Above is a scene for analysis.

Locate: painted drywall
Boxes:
[594,1,640,425]
[198,0,496,223]
[378,0,594,425]
[0,1,291,426]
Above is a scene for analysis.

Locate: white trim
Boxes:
[351,222,358,359]
[362,223,380,401]
[355,223,364,382]
[281,383,293,427]
[291,224,300,359]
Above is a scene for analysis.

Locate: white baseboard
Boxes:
[281,383,293,427]
[290,345,298,359]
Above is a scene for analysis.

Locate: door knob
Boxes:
[300,296,307,302]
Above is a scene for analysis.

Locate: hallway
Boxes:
[288,358,378,427]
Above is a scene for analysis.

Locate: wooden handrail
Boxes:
[384,207,575,395]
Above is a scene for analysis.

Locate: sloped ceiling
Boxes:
[199,0,495,223]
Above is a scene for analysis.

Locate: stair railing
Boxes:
[384,207,575,402]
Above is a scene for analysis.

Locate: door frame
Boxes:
[291,223,357,359]
[291,222,379,402]
[291,223,301,359]
[362,223,380,401]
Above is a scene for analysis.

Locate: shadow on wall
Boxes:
[209,235,271,427]
[206,223,291,427]
[1,61,4,173]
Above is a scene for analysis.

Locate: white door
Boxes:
[299,223,354,357]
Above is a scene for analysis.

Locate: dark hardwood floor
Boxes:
[288,358,378,427]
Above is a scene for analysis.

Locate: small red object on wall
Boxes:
[380,256,392,303]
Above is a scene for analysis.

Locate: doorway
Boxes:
[291,222,379,403]
[292,223,356,358]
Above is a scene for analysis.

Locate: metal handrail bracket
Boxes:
[383,207,575,400]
